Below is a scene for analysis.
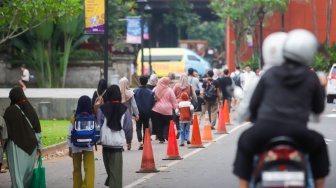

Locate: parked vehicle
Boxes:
[136,48,211,77]
[326,63,336,103]
[250,136,313,188]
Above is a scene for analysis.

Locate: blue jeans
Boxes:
[179,122,191,143]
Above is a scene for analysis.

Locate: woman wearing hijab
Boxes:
[96,85,133,188]
[67,95,95,188]
[3,86,42,187]
[172,74,198,138]
[146,74,158,90]
[168,72,178,89]
[119,77,139,150]
[152,77,178,143]
[92,79,108,111]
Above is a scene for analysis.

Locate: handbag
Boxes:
[189,86,198,108]
[30,155,46,188]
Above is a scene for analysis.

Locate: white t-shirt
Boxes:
[241,71,256,91]
[22,69,30,81]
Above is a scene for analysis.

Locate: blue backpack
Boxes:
[71,113,100,147]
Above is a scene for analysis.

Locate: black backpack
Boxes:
[232,72,241,87]
[204,80,218,101]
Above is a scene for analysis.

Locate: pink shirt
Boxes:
[152,88,177,116]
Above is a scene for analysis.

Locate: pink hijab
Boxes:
[155,77,170,99]
[119,77,133,103]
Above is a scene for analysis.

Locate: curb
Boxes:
[2,141,67,168]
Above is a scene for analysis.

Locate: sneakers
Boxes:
[179,143,185,146]
[187,140,191,144]
[211,126,215,130]
[138,143,143,150]
[127,143,131,150]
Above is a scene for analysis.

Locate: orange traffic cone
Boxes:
[163,120,183,160]
[216,104,228,134]
[188,114,204,148]
[223,100,232,125]
[202,111,213,142]
[136,128,159,173]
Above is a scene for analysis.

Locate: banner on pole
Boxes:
[85,0,105,34]
[126,17,149,44]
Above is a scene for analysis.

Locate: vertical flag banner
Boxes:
[85,0,105,34]
[126,17,149,44]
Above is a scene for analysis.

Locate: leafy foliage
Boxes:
[188,22,225,50]
[210,0,288,65]
[312,42,336,72]
[163,0,200,39]
[0,0,82,44]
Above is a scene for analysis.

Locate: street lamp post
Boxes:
[137,0,151,76]
[103,0,109,81]
[257,7,265,70]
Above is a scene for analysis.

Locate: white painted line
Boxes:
[124,122,251,188]
[324,114,336,117]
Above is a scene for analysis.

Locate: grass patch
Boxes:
[40,120,69,147]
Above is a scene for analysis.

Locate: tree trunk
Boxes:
[326,0,333,46]
[310,0,319,37]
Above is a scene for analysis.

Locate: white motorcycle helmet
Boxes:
[283,29,319,67]
[262,32,288,71]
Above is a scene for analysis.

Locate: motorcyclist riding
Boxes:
[233,29,330,188]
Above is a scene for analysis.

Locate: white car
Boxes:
[326,63,336,103]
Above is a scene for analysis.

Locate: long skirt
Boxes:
[6,140,37,188]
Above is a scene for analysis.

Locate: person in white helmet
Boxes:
[233,29,329,188]
[236,32,288,123]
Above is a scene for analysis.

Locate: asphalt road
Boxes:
[0,104,335,188]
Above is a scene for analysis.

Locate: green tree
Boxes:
[188,21,225,50]
[163,0,200,40]
[0,0,82,44]
[210,0,288,65]
[12,12,89,88]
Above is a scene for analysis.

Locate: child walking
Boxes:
[175,92,194,146]
[67,95,95,188]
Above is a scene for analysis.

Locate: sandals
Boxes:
[0,169,7,173]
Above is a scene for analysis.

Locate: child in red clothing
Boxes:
[175,92,194,146]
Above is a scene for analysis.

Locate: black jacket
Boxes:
[250,61,325,127]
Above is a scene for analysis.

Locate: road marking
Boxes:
[124,122,250,188]
[324,114,336,117]
[325,138,334,145]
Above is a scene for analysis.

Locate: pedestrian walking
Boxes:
[173,73,197,138]
[19,64,30,90]
[217,69,234,110]
[146,74,158,90]
[168,72,178,89]
[119,77,139,150]
[188,68,200,91]
[194,90,205,124]
[152,77,177,143]
[92,79,108,112]
[0,116,8,173]
[230,66,243,111]
[241,65,256,92]
[67,95,95,188]
[133,76,156,150]
[96,85,133,188]
[3,86,42,187]
[175,92,194,146]
[202,70,222,130]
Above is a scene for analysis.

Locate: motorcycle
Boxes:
[250,136,315,188]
